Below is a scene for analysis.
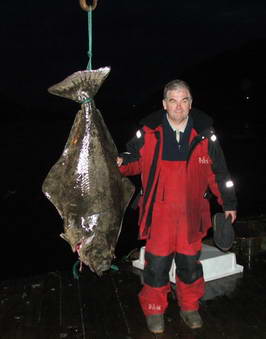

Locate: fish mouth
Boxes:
[61,232,112,275]
[75,234,95,254]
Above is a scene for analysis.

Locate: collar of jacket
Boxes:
[139,108,214,136]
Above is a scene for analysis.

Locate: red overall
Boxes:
[138,160,205,315]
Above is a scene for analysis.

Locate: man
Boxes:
[117,80,237,334]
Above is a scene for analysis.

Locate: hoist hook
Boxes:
[79,0,98,12]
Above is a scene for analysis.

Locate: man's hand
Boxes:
[225,210,237,223]
[116,157,123,167]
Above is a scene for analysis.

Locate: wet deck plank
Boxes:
[1,254,266,339]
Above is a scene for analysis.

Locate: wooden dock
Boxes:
[1,254,266,339]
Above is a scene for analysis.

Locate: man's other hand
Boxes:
[116,157,123,167]
[225,210,237,223]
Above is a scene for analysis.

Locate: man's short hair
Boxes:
[163,79,192,99]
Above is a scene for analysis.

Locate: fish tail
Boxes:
[48,67,111,103]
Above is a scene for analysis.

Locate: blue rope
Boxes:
[81,98,92,104]
[87,10,93,70]
[111,264,119,271]
[72,260,80,280]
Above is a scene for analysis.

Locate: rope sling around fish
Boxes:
[73,0,98,280]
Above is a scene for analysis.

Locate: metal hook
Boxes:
[79,0,98,11]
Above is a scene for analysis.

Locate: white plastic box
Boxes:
[132,244,243,282]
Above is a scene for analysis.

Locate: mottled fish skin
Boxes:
[42,67,135,275]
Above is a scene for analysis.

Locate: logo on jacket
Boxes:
[148,304,162,311]
[199,156,209,164]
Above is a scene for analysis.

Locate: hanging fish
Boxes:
[42,67,135,275]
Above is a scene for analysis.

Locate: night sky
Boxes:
[1,1,266,279]
[2,1,266,113]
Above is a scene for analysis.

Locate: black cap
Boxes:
[213,213,235,251]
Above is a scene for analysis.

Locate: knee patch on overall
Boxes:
[175,251,203,284]
[144,251,174,287]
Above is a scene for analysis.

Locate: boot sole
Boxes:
[180,312,203,329]
[149,329,164,334]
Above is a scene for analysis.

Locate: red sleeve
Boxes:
[119,160,142,177]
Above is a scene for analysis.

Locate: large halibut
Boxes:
[42,67,135,275]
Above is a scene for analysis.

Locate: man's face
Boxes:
[163,87,192,125]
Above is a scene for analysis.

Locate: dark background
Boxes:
[1,1,266,280]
